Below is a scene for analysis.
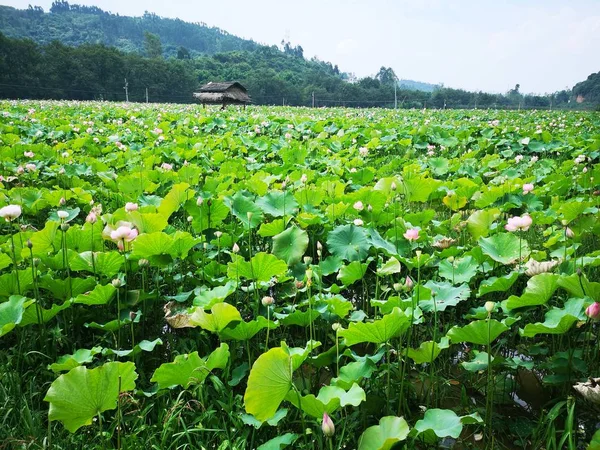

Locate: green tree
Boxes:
[144,31,162,58]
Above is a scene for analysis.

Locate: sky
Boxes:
[3,0,600,93]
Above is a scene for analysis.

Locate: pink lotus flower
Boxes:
[359,147,368,157]
[353,201,364,211]
[24,151,34,158]
[565,227,574,238]
[125,202,139,212]
[404,228,419,241]
[586,302,600,321]
[505,214,532,232]
[161,163,173,171]
[86,212,97,224]
[522,183,534,194]
[353,218,364,226]
[110,226,138,242]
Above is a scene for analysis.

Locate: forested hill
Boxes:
[573,72,600,104]
[0,2,260,57]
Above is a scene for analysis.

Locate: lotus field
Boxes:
[1,100,600,449]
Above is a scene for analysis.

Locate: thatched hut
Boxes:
[193,82,251,109]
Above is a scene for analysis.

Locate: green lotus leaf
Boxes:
[339,307,409,346]
[447,319,509,345]
[150,343,229,390]
[258,219,287,237]
[337,261,368,286]
[477,272,519,297]
[406,337,450,364]
[189,302,242,332]
[0,295,28,337]
[49,347,103,373]
[188,198,230,232]
[557,273,600,302]
[438,256,479,285]
[72,283,116,306]
[126,211,169,233]
[420,281,470,312]
[226,191,264,228]
[193,281,237,308]
[272,226,309,265]
[244,347,293,422]
[377,257,402,276]
[102,338,163,358]
[467,209,500,240]
[331,359,377,390]
[357,416,410,450]
[157,182,191,217]
[257,433,298,450]
[414,409,482,441]
[220,315,278,341]
[227,252,288,283]
[520,298,587,338]
[257,191,299,217]
[285,382,366,418]
[19,300,71,326]
[44,361,138,432]
[327,224,370,262]
[506,273,560,309]
[479,232,530,265]
[461,351,494,372]
[69,251,123,277]
[131,232,174,259]
[274,308,320,327]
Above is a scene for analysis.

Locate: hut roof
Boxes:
[193,81,251,104]
[198,81,247,93]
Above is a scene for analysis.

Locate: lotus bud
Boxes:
[86,212,97,224]
[484,301,495,313]
[391,181,397,191]
[586,302,600,321]
[247,211,253,221]
[129,311,137,321]
[403,276,414,291]
[261,296,274,307]
[196,197,204,206]
[332,323,342,332]
[26,239,33,249]
[561,220,568,226]
[415,250,422,259]
[60,223,70,232]
[215,231,223,238]
[59,197,66,206]
[321,412,335,438]
[306,268,313,281]
[187,216,193,223]
[232,243,240,253]
[565,227,574,239]
[304,256,312,265]
[447,256,455,264]
[33,257,40,267]
[125,202,138,212]
[112,278,122,288]
[367,204,373,212]
[316,241,323,251]
[295,280,305,289]
[353,218,364,226]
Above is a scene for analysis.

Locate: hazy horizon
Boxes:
[2,0,599,94]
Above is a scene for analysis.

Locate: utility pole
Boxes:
[312,91,315,108]
[394,81,397,110]
[124,78,129,102]
[145,87,149,104]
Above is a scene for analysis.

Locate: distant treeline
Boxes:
[0,32,586,109]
